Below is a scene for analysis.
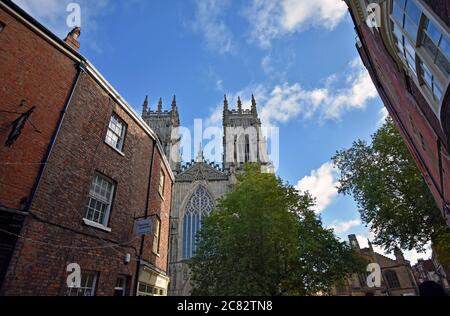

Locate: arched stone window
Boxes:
[182,186,214,259]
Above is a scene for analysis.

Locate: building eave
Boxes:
[1,0,175,181]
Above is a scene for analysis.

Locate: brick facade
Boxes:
[0,2,79,211]
[346,0,450,226]
[0,0,173,296]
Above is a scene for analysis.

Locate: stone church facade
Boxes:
[142,95,271,295]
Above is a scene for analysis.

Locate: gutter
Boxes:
[0,0,175,182]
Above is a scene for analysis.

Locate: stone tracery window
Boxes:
[182,186,214,259]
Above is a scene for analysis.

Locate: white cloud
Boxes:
[193,0,235,54]
[329,218,362,234]
[245,0,348,48]
[295,162,339,213]
[216,79,224,91]
[205,58,379,128]
[14,0,61,22]
[378,107,389,126]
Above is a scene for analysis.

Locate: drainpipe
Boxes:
[134,139,157,296]
[27,62,85,212]
[166,181,174,295]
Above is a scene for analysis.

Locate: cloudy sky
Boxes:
[13,0,431,263]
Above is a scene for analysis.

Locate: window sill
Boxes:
[158,191,165,201]
[152,252,161,257]
[105,141,125,157]
[83,218,112,233]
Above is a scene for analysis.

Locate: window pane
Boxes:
[406,52,416,72]
[392,23,403,43]
[424,19,441,45]
[404,39,415,58]
[391,3,404,26]
[440,36,449,59]
[394,0,406,9]
[423,67,433,89]
[436,50,450,77]
[422,33,438,58]
[422,63,433,88]
[434,82,443,101]
[404,15,418,42]
[405,0,421,25]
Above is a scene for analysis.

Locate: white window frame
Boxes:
[67,271,98,296]
[137,282,166,296]
[105,113,127,152]
[159,170,165,197]
[388,0,450,119]
[114,275,128,296]
[152,216,161,255]
[84,173,115,229]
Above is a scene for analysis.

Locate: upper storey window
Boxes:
[421,17,450,77]
[390,0,450,117]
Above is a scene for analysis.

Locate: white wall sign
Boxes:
[134,217,152,236]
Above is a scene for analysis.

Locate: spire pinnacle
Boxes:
[237,96,242,113]
[196,142,204,162]
[142,95,149,115]
[158,97,163,112]
[251,94,257,114]
[172,95,177,110]
[224,94,229,111]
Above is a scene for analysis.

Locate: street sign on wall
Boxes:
[134,217,152,236]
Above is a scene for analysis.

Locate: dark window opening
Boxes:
[385,270,401,289]
[244,135,250,163]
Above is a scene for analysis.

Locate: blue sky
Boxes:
[14,0,430,263]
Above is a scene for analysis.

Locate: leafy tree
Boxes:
[332,117,447,256]
[189,164,365,296]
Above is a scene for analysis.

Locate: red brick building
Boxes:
[345,0,450,226]
[0,0,173,296]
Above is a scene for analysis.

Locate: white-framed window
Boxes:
[418,60,443,103]
[114,275,128,296]
[67,271,98,296]
[105,113,126,151]
[137,282,166,296]
[152,216,161,255]
[421,17,450,78]
[84,174,115,227]
[389,0,450,116]
[159,170,165,197]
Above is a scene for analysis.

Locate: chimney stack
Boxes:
[64,27,81,51]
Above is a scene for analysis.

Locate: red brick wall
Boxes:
[356,15,449,220]
[2,70,173,295]
[0,6,78,211]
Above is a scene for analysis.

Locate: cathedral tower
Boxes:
[142,96,181,172]
[222,95,271,173]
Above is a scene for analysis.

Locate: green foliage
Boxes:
[332,118,445,253]
[189,164,365,296]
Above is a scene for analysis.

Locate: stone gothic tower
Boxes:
[141,94,273,296]
[142,96,181,172]
[222,94,271,173]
